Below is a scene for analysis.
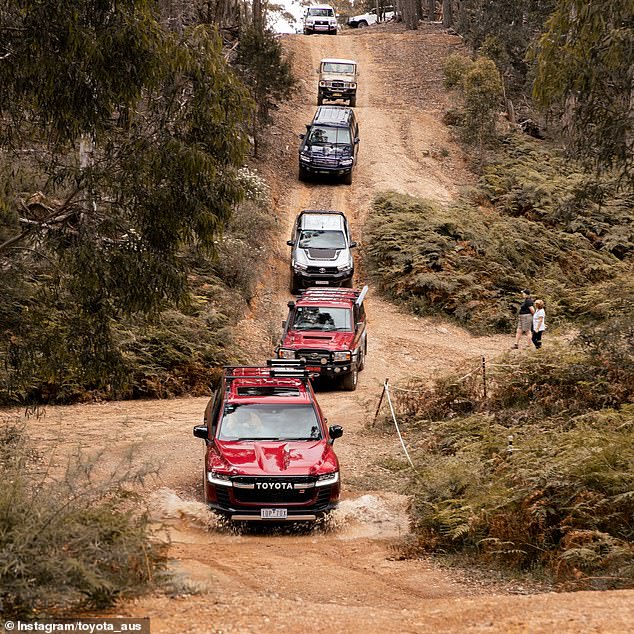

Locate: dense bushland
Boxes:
[0,423,167,618]
[388,317,634,587]
[0,170,276,403]
[0,0,290,404]
[364,135,633,333]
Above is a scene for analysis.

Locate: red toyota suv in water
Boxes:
[276,286,368,391]
[193,360,343,522]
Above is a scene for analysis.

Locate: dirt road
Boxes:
[16,25,634,633]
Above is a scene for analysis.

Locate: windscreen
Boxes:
[218,403,322,441]
[322,63,355,74]
[291,306,352,331]
[299,229,346,249]
[307,125,352,146]
[309,8,334,16]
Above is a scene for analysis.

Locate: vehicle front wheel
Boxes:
[357,20,368,28]
[317,92,324,106]
[290,273,301,295]
[349,95,357,107]
[299,165,309,182]
[342,368,358,391]
[342,171,353,185]
[357,347,365,371]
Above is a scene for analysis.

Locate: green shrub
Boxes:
[443,53,473,89]
[394,339,634,588]
[0,423,167,618]
[364,190,627,333]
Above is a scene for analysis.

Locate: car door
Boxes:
[351,303,363,359]
[348,112,359,165]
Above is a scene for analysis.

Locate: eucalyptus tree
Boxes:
[0,0,253,400]
[533,0,634,185]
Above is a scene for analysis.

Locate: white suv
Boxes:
[304,4,338,35]
[347,6,396,28]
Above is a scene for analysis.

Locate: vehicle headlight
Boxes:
[293,260,308,270]
[338,262,353,272]
[340,158,353,166]
[319,81,327,87]
[333,351,351,362]
[300,152,311,163]
[278,348,296,360]
[315,471,339,487]
[350,83,357,89]
[208,471,232,486]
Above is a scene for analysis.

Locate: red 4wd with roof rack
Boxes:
[277,286,368,391]
[193,359,343,522]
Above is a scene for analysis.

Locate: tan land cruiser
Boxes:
[318,58,358,107]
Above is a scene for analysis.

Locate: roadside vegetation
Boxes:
[0,422,167,618]
[364,136,633,334]
[364,0,634,591]
[365,13,632,334]
[385,312,633,588]
[0,2,290,404]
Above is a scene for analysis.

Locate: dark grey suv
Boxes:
[298,106,359,185]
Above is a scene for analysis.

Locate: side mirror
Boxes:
[299,133,305,140]
[193,425,208,440]
[355,321,363,331]
[282,320,287,330]
[350,241,357,248]
[328,425,343,444]
[354,137,360,144]
[287,240,295,246]
[287,300,296,308]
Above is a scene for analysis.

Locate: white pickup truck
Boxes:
[347,6,396,28]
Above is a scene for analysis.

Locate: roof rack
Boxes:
[297,285,368,305]
[223,359,311,383]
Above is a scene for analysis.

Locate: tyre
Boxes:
[342,171,353,185]
[357,347,365,372]
[341,277,353,288]
[342,367,358,391]
[290,272,301,295]
[349,95,357,107]
[317,92,324,106]
[357,20,368,28]
[202,469,209,504]
[299,165,309,182]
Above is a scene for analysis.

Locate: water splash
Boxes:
[326,493,411,539]
[150,488,230,533]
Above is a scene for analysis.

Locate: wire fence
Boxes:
[373,355,520,469]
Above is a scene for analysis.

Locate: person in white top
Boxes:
[532,299,546,349]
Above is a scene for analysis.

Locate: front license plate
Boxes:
[332,93,342,97]
[261,508,287,519]
[306,366,321,373]
[315,280,329,285]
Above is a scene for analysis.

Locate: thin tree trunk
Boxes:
[442,0,453,28]
[253,0,262,31]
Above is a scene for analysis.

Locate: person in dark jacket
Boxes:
[512,289,535,349]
